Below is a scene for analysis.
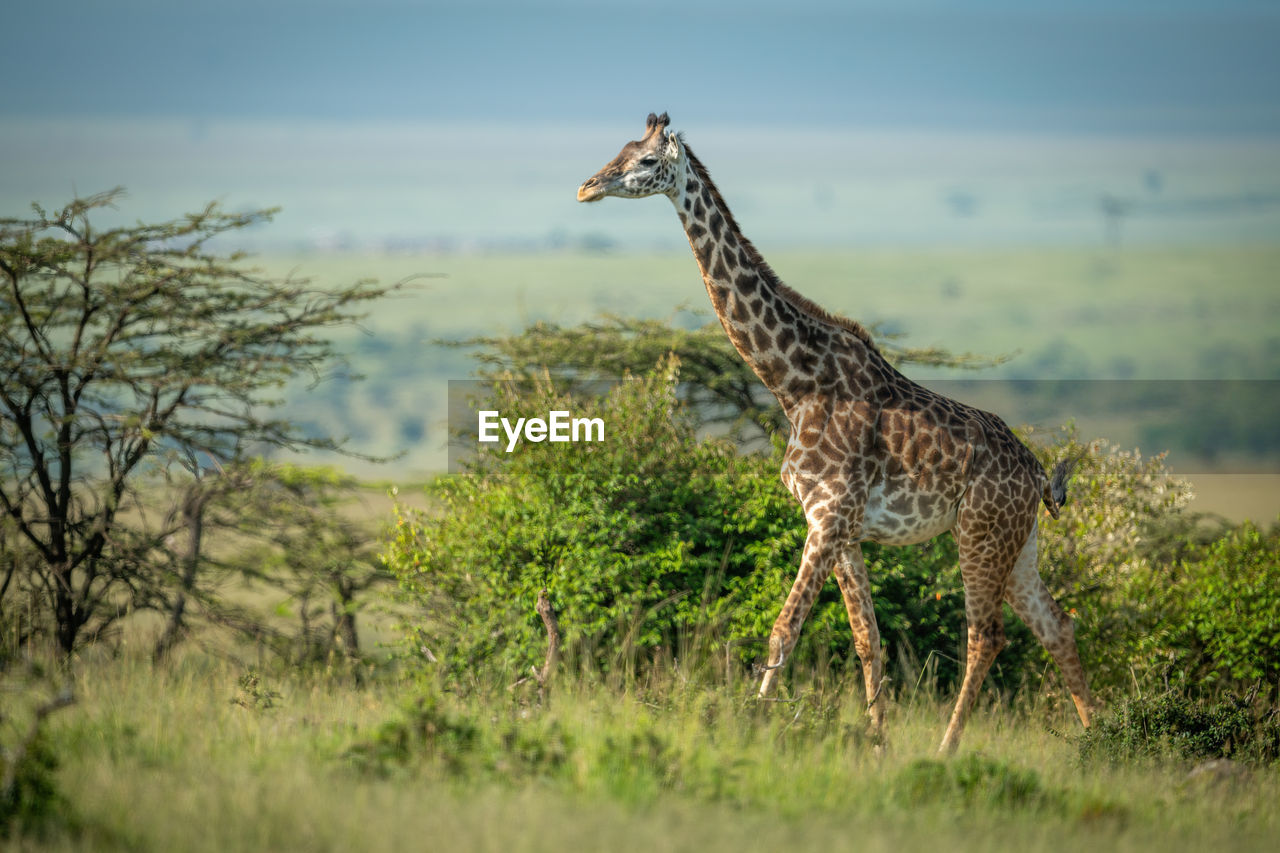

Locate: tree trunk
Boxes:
[52,564,78,654]
[154,486,208,662]
[331,573,360,658]
[534,588,560,702]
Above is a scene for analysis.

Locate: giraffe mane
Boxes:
[680,140,880,353]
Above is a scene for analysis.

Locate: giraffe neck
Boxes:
[668,144,889,411]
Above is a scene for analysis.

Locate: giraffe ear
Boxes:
[662,130,681,162]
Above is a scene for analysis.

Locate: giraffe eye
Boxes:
[638,156,659,167]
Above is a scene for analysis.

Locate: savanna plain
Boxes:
[282,245,1280,517]
[5,245,1279,851]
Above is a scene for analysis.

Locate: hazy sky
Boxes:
[3,1,1279,249]
[5,0,1279,132]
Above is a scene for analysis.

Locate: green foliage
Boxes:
[230,671,283,711]
[395,321,1280,704]
[891,754,1051,811]
[0,673,74,838]
[385,362,788,679]
[1030,430,1278,697]
[387,362,1047,692]
[1133,522,1280,691]
[1077,692,1280,766]
[0,728,61,835]
[386,359,775,678]
[1027,430,1199,695]
[346,691,483,777]
[393,362,1280,706]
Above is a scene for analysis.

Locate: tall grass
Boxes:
[8,645,1277,852]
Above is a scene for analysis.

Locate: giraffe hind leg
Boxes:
[1004,524,1096,728]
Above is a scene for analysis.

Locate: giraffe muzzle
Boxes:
[577,178,607,202]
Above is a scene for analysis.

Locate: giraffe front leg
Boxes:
[939,538,1010,754]
[939,617,1006,754]
[833,543,886,739]
[759,525,839,698]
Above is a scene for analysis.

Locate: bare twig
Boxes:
[866,676,891,714]
[773,694,807,743]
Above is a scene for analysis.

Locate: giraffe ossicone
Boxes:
[578,113,1095,754]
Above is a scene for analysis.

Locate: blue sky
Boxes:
[3,1,1278,249]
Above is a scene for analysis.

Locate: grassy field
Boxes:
[257,245,1280,521]
[264,245,1280,377]
[8,650,1278,852]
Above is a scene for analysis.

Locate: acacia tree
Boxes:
[153,459,388,665]
[0,190,394,653]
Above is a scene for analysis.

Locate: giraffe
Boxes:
[577,113,1096,753]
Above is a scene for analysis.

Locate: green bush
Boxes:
[386,353,1280,704]
[1029,438,1280,701]
[1,682,73,838]
[414,315,1280,709]
[345,690,483,777]
[0,729,62,835]
[386,362,1049,692]
[1077,691,1280,766]
[891,754,1050,811]
[385,360,765,679]
[1027,432,1198,696]
[1133,522,1280,692]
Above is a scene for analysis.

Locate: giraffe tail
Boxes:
[1043,454,1082,519]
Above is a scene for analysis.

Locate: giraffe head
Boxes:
[577,112,683,203]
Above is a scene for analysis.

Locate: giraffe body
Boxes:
[578,113,1095,753]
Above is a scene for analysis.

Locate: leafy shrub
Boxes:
[0,729,62,835]
[890,754,1056,812]
[385,360,764,678]
[230,671,282,711]
[426,316,1280,706]
[1028,431,1197,695]
[345,690,483,777]
[1,681,74,837]
[1077,691,1280,766]
[1133,522,1280,692]
[1029,432,1280,700]
[387,359,1278,707]
[385,361,1050,692]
